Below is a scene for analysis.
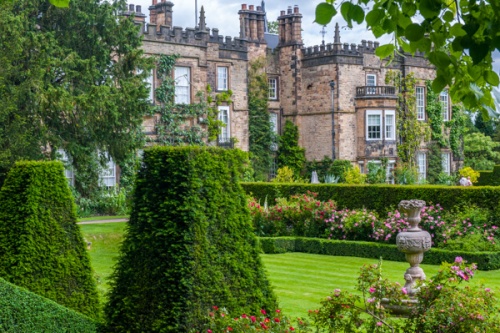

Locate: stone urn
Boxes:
[396,199,431,295]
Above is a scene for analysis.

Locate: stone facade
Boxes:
[126,1,460,181]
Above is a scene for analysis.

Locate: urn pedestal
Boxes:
[396,199,432,295]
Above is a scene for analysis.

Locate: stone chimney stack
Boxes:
[149,0,174,31]
[238,3,266,43]
[121,4,147,23]
[277,4,302,46]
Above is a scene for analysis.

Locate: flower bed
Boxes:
[249,193,500,252]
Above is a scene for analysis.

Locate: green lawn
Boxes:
[80,222,500,320]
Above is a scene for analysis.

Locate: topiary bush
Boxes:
[0,161,100,318]
[105,146,277,332]
[0,277,100,332]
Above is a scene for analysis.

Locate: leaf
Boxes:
[485,71,500,86]
[375,43,395,58]
[351,4,365,24]
[432,76,448,93]
[49,0,70,7]
[341,2,353,27]
[419,0,441,19]
[450,23,467,37]
[443,11,454,22]
[470,42,490,65]
[314,3,336,25]
[429,51,451,68]
[405,23,424,42]
[366,9,385,27]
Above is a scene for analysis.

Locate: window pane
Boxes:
[269,78,277,99]
[217,67,228,91]
[417,153,426,182]
[442,153,450,175]
[385,114,394,140]
[440,90,449,121]
[366,75,376,94]
[218,107,230,142]
[175,67,190,104]
[416,86,425,120]
[367,114,381,139]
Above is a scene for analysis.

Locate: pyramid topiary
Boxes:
[105,146,277,332]
[0,161,100,318]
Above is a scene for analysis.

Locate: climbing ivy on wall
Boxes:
[448,105,467,160]
[248,57,275,181]
[386,71,429,167]
[426,80,446,146]
[277,120,306,179]
[152,54,227,146]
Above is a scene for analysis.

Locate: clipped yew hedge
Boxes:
[259,237,500,270]
[477,165,500,186]
[242,183,500,214]
[0,161,100,318]
[0,277,99,332]
[105,147,277,333]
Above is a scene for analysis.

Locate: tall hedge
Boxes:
[105,146,277,332]
[241,182,500,214]
[0,161,100,318]
[0,277,99,332]
[477,165,500,186]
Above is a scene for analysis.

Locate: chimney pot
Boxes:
[242,4,247,10]
[280,10,285,16]
[129,4,134,12]
[294,5,299,14]
[136,5,141,12]
[287,6,292,14]
[257,6,262,11]
[249,5,254,10]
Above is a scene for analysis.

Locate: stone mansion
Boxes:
[122,0,459,182]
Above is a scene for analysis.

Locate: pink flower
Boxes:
[276,309,281,313]
[274,317,280,323]
[260,309,266,315]
[377,322,383,326]
[485,288,491,292]
[369,287,376,293]
[401,288,408,295]
[250,316,256,323]
[207,330,212,333]
[455,256,463,264]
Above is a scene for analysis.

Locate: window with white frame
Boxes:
[146,70,154,102]
[269,78,278,100]
[416,86,425,120]
[174,66,190,104]
[270,112,278,151]
[217,67,228,91]
[385,111,395,140]
[442,152,451,175]
[100,158,116,187]
[367,112,381,139]
[417,152,427,183]
[366,110,395,140]
[366,74,377,94]
[440,89,449,121]
[218,106,230,143]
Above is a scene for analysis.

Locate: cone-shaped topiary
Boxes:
[105,146,277,332]
[0,161,100,318]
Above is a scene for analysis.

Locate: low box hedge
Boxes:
[243,183,500,214]
[259,237,500,271]
[0,277,99,333]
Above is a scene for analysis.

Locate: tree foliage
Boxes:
[315,0,500,117]
[464,132,500,170]
[0,0,153,192]
[248,57,275,181]
[277,120,306,179]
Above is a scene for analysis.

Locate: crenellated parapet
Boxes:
[303,39,380,58]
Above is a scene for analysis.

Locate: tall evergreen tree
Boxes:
[0,0,153,193]
[277,120,306,178]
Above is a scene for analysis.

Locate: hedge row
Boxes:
[0,277,99,333]
[259,237,500,271]
[242,183,500,214]
[105,147,277,332]
[477,165,500,186]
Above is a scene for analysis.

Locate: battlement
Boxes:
[143,24,248,52]
[303,39,380,58]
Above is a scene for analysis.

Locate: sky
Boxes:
[130,0,500,73]
[130,0,388,48]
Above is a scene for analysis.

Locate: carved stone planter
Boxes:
[396,199,431,296]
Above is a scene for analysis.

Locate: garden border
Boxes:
[259,237,500,271]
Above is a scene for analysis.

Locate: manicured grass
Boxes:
[79,222,128,300]
[79,223,500,320]
[78,215,128,222]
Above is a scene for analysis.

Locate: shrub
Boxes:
[0,277,99,333]
[272,166,296,183]
[0,161,100,318]
[459,166,480,183]
[325,209,378,241]
[477,165,500,186]
[344,166,366,184]
[105,147,277,332]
